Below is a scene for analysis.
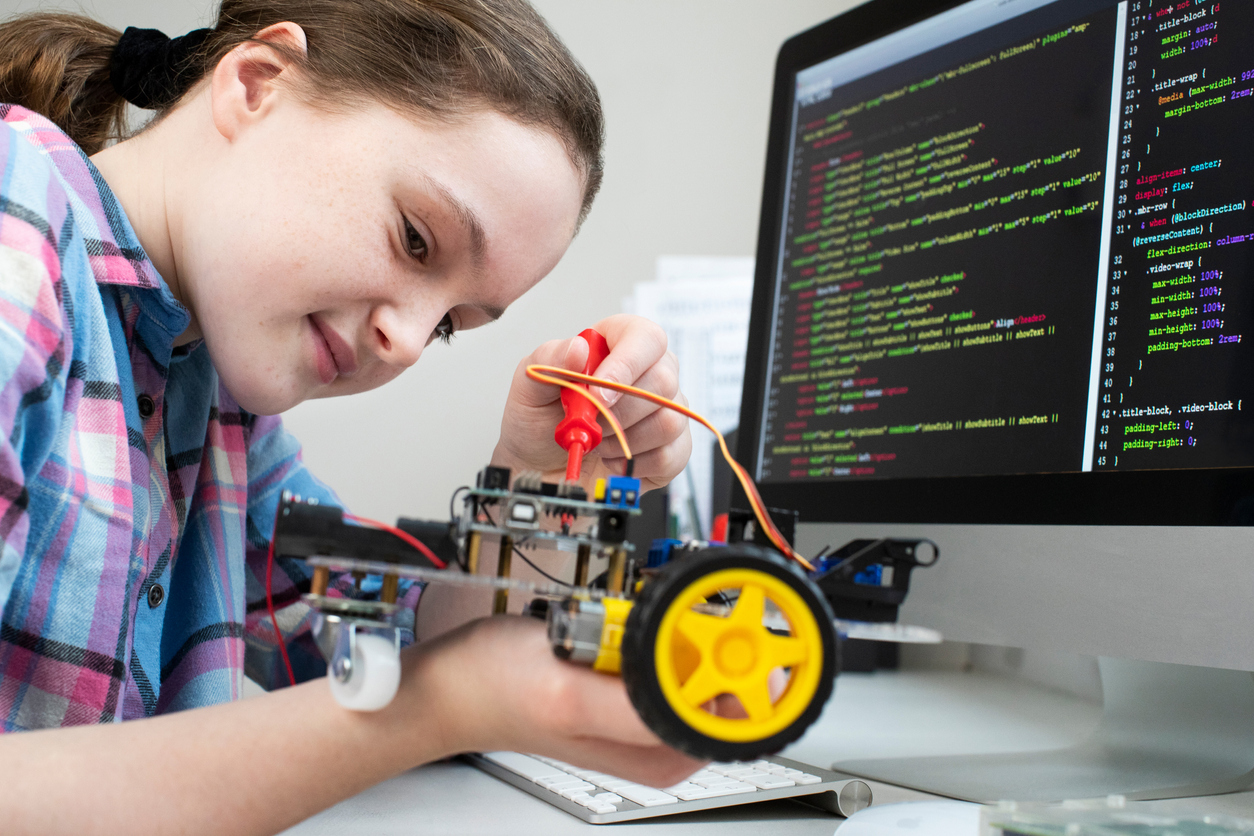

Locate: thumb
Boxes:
[561,334,590,374]
[512,336,590,409]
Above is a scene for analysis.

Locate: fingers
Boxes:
[588,315,668,407]
[602,431,692,491]
[508,336,589,410]
[597,400,692,464]
[603,350,681,432]
[538,738,705,789]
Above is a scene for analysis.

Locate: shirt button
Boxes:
[137,394,156,419]
[147,583,165,608]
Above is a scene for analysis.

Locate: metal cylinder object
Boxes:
[607,547,627,596]
[575,543,591,587]
[380,574,399,605]
[311,566,330,597]
[493,536,514,614]
[466,531,482,575]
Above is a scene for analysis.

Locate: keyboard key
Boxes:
[593,792,623,803]
[615,784,680,807]
[670,782,757,801]
[716,766,759,778]
[794,773,823,785]
[567,792,593,804]
[664,781,702,796]
[598,779,635,791]
[538,776,588,791]
[587,802,617,814]
[481,752,565,782]
[742,773,796,789]
[559,782,596,799]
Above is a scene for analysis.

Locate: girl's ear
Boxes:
[210,21,309,141]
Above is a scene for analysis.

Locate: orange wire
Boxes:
[526,364,814,572]
[525,367,631,459]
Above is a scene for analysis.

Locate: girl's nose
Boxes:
[371,308,426,370]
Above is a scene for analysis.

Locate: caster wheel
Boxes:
[328,632,401,711]
[621,545,837,761]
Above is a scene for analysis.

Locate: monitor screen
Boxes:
[742,0,1254,524]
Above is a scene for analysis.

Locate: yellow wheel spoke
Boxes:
[733,680,776,724]
[729,583,766,630]
[675,610,726,653]
[763,633,808,669]
[679,661,729,707]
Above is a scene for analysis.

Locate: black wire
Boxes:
[449,485,470,524]
[481,507,573,588]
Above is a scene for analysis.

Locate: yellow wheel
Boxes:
[621,545,837,761]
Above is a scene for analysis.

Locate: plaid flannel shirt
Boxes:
[0,106,417,730]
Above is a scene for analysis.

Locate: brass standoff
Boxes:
[493,535,514,614]
[381,573,399,605]
[466,531,482,575]
[607,547,628,596]
[574,542,591,587]
[311,566,330,597]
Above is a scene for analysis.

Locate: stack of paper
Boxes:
[623,256,755,538]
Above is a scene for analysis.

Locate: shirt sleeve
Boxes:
[0,232,70,616]
[241,414,421,689]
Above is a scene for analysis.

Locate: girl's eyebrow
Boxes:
[421,174,487,277]
[478,303,506,322]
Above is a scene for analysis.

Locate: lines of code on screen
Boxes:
[1094,0,1254,470]
[759,5,1120,483]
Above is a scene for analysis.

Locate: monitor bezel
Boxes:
[735,0,1254,527]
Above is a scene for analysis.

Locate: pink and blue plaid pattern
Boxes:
[0,107,415,729]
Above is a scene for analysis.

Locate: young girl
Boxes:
[0,1,699,832]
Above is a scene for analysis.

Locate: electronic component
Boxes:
[269,328,937,778]
[603,475,641,509]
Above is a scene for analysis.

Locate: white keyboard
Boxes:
[468,751,872,823]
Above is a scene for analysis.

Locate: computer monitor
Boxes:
[736,0,1254,802]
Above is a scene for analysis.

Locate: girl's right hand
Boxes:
[398,615,705,788]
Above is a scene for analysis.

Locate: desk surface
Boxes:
[283,670,1254,835]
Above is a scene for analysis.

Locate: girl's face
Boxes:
[177,99,585,415]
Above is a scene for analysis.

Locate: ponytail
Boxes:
[0,14,128,155]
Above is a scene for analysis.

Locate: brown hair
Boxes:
[0,1,604,220]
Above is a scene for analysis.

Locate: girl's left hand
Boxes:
[491,315,693,492]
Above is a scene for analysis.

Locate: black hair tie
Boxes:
[110,27,213,110]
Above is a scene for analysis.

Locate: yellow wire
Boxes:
[526,364,815,572]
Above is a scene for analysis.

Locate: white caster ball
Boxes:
[328,633,401,711]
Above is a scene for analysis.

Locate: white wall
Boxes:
[1,0,861,520]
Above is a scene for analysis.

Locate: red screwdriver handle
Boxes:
[554,329,611,482]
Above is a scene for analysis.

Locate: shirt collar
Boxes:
[2,105,190,336]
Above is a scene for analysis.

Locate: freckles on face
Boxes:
[181,99,585,415]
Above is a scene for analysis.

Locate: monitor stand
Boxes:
[834,657,1254,802]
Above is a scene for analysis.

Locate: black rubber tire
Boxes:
[620,545,838,761]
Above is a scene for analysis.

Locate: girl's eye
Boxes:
[403,216,429,261]
[432,313,455,345]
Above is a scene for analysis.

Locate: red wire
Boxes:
[264,510,446,689]
[344,513,447,569]
[265,536,297,687]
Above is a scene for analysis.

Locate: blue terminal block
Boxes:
[852,564,884,586]
[604,476,642,509]
[647,538,684,568]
